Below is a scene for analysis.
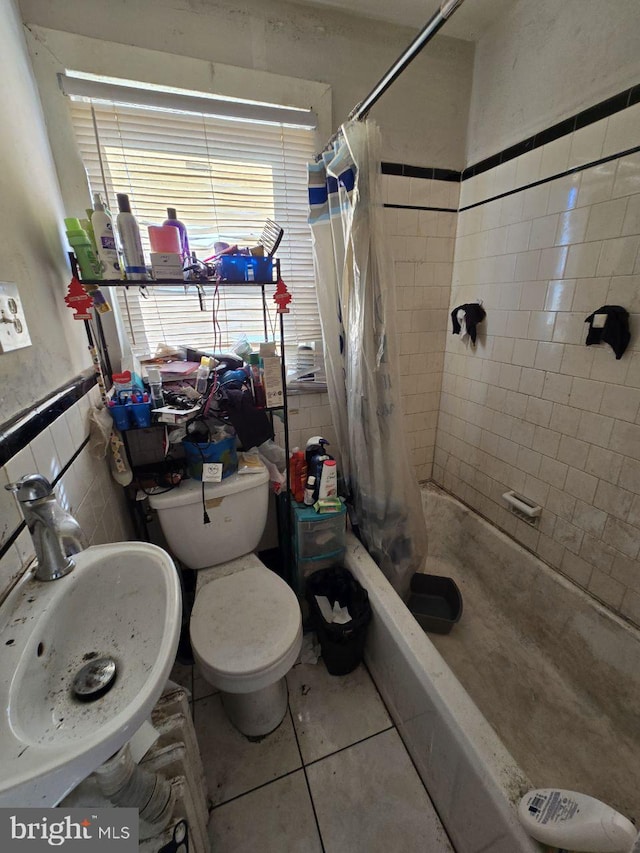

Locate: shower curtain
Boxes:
[308,120,427,597]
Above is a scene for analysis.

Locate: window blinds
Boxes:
[68,96,320,354]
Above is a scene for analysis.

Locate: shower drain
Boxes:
[72,656,117,701]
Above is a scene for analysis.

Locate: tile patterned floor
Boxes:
[171,656,454,852]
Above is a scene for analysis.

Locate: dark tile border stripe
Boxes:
[459,143,640,213]
[383,203,458,213]
[381,162,461,182]
[381,82,639,186]
[463,83,639,180]
[0,370,96,467]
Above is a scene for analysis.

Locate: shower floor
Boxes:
[427,556,639,822]
[171,652,454,852]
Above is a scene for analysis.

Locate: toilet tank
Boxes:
[148,468,270,569]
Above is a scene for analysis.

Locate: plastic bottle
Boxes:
[147,367,164,409]
[289,450,306,503]
[116,193,146,281]
[65,217,103,280]
[249,353,266,408]
[318,459,338,499]
[518,789,637,853]
[303,475,316,505]
[195,357,210,394]
[163,207,190,261]
[91,194,121,279]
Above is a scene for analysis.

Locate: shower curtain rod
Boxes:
[316,0,466,157]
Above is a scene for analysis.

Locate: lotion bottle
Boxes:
[92,194,121,279]
[518,789,637,853]
[163,207,190,260]
[116,193,146,281]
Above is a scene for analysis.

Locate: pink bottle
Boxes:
[148,225,181,254]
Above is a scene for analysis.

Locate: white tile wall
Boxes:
[434,101,640,627]
[0,384,134,602]
[383,177,459,481]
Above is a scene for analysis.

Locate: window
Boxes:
[67,80,319,356]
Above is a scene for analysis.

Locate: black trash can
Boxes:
[306,566,372,676]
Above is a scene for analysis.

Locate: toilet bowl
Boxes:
[149,466,302,736]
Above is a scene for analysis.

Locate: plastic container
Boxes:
[108,403,131,431]
[91,194,121,279]
[163,208,190,260]
[148,224,181,254]
[182,435,238,481]
[147,367,164,409]
[294,503,347,559]
[318,459,338,499]
[216,255,274,283]
[65,217,103,280]
[306,566,371,675]
[116,193,146,281]
[296,550,346,594]
[407,573,463,634]
[130,402,152,428]
[195,357,211,395]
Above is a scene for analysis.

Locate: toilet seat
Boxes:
[190,566,302,694]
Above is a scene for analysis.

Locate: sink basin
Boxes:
[0,542,181,806]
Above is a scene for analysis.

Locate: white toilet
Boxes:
[149,465,302,737]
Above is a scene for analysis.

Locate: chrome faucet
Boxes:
[5,474,85,581]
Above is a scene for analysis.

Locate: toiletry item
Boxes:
[163,207,190,260]
[303,476,316,506]
[289,450,307,503]
[147,366,164,409]
[116,193,146,281]
[249,353,266,408]
[318,459,337,499]
[91,194,121,279]
[148,224,181,254]
[518,789,637,853]
[195,357,211,395]
[81,214,97,253]
[65,217,103,280]
[305,436,332,470]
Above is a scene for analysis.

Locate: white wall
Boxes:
[19,0,474,169]
[467,0,640,164]
[0,1,89,422]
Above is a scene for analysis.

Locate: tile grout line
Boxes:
[209,766,302,812]
[362,661,457,852]
[302,724,396,770]
[286,684,327,853]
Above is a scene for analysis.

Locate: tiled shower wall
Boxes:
[383,175,459,481]
[434,101,640,626]
[0,382,134,602]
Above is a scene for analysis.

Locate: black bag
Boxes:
[306,566,371,675]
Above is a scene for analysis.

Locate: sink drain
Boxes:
[72,657,117,701]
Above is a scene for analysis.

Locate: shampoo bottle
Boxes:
[92,194,121,279]
[518,789,637,853]
[163,207,190,260]
[116,193,146,281]
[65,218,103,280]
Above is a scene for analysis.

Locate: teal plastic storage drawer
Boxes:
[293,502,347,560]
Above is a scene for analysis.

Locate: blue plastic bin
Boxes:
[216,255,274,283]
[182,435,238,480]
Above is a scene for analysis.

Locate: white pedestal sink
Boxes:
[0,541,181,806]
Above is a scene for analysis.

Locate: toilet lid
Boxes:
[190,566,302,679]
